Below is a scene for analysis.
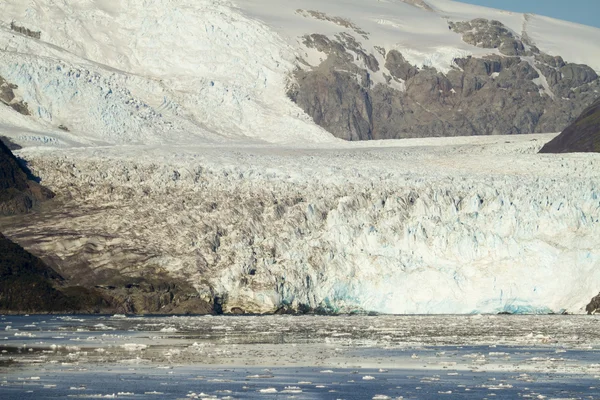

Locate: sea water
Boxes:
[1,314,599,399]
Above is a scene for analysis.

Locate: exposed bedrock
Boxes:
[540,98,600,153]
[290,19,600,140]
[449,18,527,56]
[0,135,53,216]
[587,293,600,314]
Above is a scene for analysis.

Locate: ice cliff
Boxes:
[5,137,599,315]
[0,0,599,314]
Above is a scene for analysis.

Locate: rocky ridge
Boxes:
[290,18,600,140]
[0,133,52,215]
[540,98,600,153]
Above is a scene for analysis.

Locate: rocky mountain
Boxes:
[0,1,598,146]
[539,98,600,153]
[0,136,53,215]
[289,18,599,140]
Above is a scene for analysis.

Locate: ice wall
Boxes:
[9,141,600,315]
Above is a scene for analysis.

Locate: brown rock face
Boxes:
[586,293,600,314]
[0,76,30,116]
[539,98,600,153]
[290,19,600,141]
[0,143,82,313]
[0,139,54,215]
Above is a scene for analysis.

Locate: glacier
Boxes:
[5,135,600,315]
[0,0,599,314]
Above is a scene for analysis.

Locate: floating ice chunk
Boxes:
[282,386,302,393]
[94,324,114,330]
[487,383,513,390]
[121,343,148,351]
[258,388,277,393]
[14,332,35,337]
[363,376,376,380]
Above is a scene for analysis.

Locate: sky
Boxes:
[456,0,600,28]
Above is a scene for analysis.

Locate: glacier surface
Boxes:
[5,134,600,315]
[0,0,599,314]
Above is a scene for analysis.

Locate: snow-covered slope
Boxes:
[0,0,599,314]
[0,0,332,145]
[428,0,600,72]
[240,0,600,76]
[0,0,598,145]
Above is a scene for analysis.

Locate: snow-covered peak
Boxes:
[0,0,599,147]
[238,0,600,73]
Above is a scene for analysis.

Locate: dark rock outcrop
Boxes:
[0,136,22,150]
[290,19,600,140]
[1,76,30,116]
[0,137,54,215]
[385,50,419,81]
[290,35,374,140]
[91,276,215,315]
[540,98,600,153]
[9,21,41,40]
[0,232,109,313]
[450,19,526,56]
[587,293,600,314]
[0,231,68,312]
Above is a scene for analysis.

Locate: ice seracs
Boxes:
[0,0,598,315]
